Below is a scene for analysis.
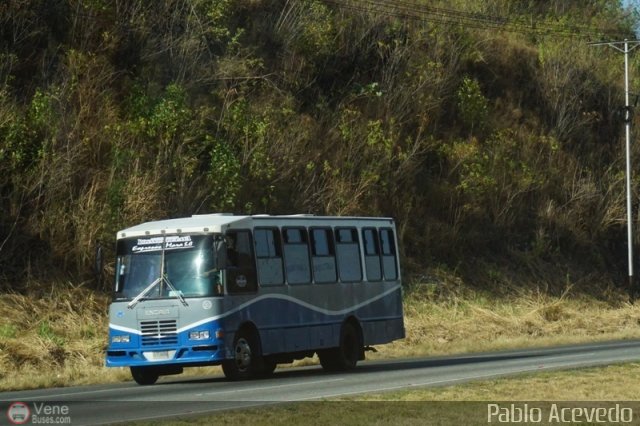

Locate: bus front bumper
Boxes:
[106,344,226,368]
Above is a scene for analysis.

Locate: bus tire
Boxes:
[222,329,263,380]
[319,322,361,372]
[130,366,159,385]
[258,358,277,378]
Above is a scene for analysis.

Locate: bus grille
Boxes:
[140,320,178,346]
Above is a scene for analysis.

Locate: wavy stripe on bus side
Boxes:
[108,284,402,336]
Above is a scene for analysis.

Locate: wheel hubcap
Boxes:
[234,338,252,371]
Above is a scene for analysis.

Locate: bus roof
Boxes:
[117,214,394,239]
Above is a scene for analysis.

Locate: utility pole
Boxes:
[590,39,640,300]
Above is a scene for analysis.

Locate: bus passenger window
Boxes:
[335,228,362,282]
[255,228,284,286]
[310,228,337,284]
[362,228,382,281]
[283,227,311,285]
[379,228,398,280]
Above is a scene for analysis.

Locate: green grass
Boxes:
[129,363,640,425]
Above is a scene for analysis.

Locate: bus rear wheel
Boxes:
[130,366,159,385]
[318,322,361,372]
[223,329,264,380]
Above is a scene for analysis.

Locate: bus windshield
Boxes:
[114,235,221,300]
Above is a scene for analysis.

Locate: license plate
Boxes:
[145,351,171,360]
[151,351,170,360]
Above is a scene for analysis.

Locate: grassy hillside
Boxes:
[0,0,638,292]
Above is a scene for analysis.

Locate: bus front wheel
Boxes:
[223,329,263,380]
[256,356,277,378]
[130,366,159,385]
[318,322,361,372]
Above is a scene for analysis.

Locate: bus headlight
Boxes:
[112,335,130,344]
[189,330,210,340]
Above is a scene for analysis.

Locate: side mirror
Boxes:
[213,235,226,270]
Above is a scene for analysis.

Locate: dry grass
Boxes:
[2,270,640,391]
[371,270,640,361]
[0,283,130,390]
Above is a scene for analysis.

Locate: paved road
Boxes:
[2,340,640,425]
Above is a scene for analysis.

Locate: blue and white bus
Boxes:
[106,214,405,385]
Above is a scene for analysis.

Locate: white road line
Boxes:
[196,377,345,397]
[290,366,544,401]
[535,352,595,362]
[291,355,640,402]
[90,402,281,426]
[1,386,136,401]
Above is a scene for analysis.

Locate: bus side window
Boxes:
[255,228,284,286]
[226,230,257,293]
[335,228,362,282]
[282,227,311,285]
[379,228,398,280]
[362,228,382,281]
[310,227,337,284]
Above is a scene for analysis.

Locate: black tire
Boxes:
[222,329,264,380]
[258,358,277,378]
[130,366,159,385]
[318,322,361,372]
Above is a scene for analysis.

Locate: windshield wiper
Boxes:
[127,277,162,309]
[162,275,188,307]
[127,237,189,309]
[127,274,188,309]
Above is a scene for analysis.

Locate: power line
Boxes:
[320,0,630,40]
[326,0,621,38]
